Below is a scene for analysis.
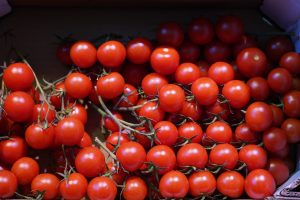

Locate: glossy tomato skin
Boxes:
[32,103,56,123]
[97,72,125,99]
[209,144,238,170]
[67,104,88,125]
[178,122,203,143]
[279,52,300,74]
[245,169,276,199]
[97,40,126,68]
[0,137,27,164]
[3,62,34,91]
[245,102,273,132]
[146,145,176,174]
[263,127,288,153]
[75,146,105,177]
[0,170,17,198]
[59,173,88,200]
[87,176,117,200]
[175,63,201,85]
[266,36,294,63]
[270,105,285,127]
[116,142,146,172]
[233,35,257,57]
[191,77,219,106]
[25,124,55,149]
[65,72,92,99]
[56,42,73,65]
[188,17,214,45]
[127,37,152,64]
[206,101,230,121]
[103,112,123,132]
[204,40,231,63]
[179,100,203,121]
[236,48,267,78]
[281,118,300,143]
[208,62,234,84]
[139,102,165,125]
[159,170,189,198]
[234,123,259,143]
[118,84,139,107]
[70,41,97,68]
[106,162,126,185]
[4,91,34,122]
[122,63,148,87]
[283,90,300,117]
[222,80,250,109]
[197,61,210,77]
[268,68,292,94]
[206,121,232,143]
[239,144,267,171]
[31,173,60,200]
[247,77,270,101]
[266,158,289,186]
[216,15,244,44]
[217,171,244,198]
[189,171,216,196]
[11,157,39,186]
[179,41,201,63]
[142,73,168,97]
[151,47,180,75]
[177,143,208,169]
[105,132,130,151]
[78,132,93,147]
[154,121,178,146]
[159,84,185,113]
[123,176,148,200]
[156,22,184,47]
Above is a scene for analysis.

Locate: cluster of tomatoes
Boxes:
[0,15,300,200]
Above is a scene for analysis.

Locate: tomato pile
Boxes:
[0,15,300,199]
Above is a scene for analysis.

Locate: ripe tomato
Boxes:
[139,102,165,125]
[283,90,300,117]
[0,137,27,164]
[178,122,203,143]
[3,62,34,91]
[179,41,201,63]
[67,104,88,125]
[75,146,105,177]
[56,42,73,65]
[271,143,290,159]
[97,72,125,99]
[179,100,203,121]
[204,40,231,63]
[4,91,34,122]
[123,176,148,200]
[265,36,294,62]
[65,72,92,99]
[106,162,126,185]
[177,143,208,169]
[122,63,148,87]
[117,84,139,107]
[142,73,168,97]
[146,145,176,174]
[234,123,259,143]
[267,68,292,94]
[59,173,88,200]
[11,157,39,185]
[189,171,216,196]
[247,77,270,101]
[78,132,92,147]
[25,124,55,149]
[281,118,300,143]
[266,158,289,186]
[97,40,126,67]
[0,170,17,198]
[206,121,232,143]
[103,112,123,132]
[32,103,56,123]
[263,127,288,153]
[197,61,210,77]
[191,77,219,106]
[206,101,230,121]
[216,15,244,44]
[159,84,185,113]
[279,52,300,74]
[188,17,214,45]
[105,132,130,151]
[209,144,238,170]
[236,48,267,78]
[70,40,97,68]
[245,169,276,199]
[31,173,60,200]
[208,62,234,84]
[222,80,250,109]
[134,127,151,150]
[269,105,284,127]
[239,144,267,171]
[126,37,152,64]
[217,171,244,198]
[175,63,201,85]
[233,35,257,57]
[154,121,178,146]
[156,22,184,47]
[116,141,146,172]
[159,170,189,198]
[50,82,73,109]
[245,102,273,132]
[87,176,117,200]
[151,47,180,75]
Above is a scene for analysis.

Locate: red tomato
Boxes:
[263,127,288,153]
[266,158,289,186]
[239,144,267,171]
[222,80,250,109]
[97,72,125,99]
[206,101,230,121]
[216,15,244,44]
[11,157,39,185]
[56,42,73,65]
[191,77,219,106]
[50,82,73,109]
[208,62,234,84]
[177,143,208,169]
[281,118,300,143]
[97,40,126,68]
[156,22,184,47]
[268,68,292,94]
[188,17,214,45]
[234,123,259,143]
[179,100,203,121]
[75,146,105,177]
[270,105,284,127]
[209,144,238,170]
[151,47,180,75]
[179,41,201,63]
[87,176,117,200]
[154,121,178,146]
[117,84,139,107]
[65,72,92,99]
[197,61,210,77]
[32,103,56,123]
[247,77,270,101]
[78,132,93,147]
[204,40,231,63]
[4,91,34,122]
[139,102,165,125]
[122,63,148,87]
[233,35,257,57]
[25,124,55,149]
[106,162,126,185]
[126,37,152,64]
[123,176,148,200]
[59,173,88,200]
[103,112,123,132]
[0,137,27,164]
[105,132,130,151]
[271,143,290,159]
[189,171,216,196]
[175,63,201,85]
[134,127,151,150]
[283,90,300,117]
[70,40,97,68]
[0,170,17,198]
[159,84,185,113]
[3,62,34,91]
[245,169,276,199]
[280,51,300,74]
[178,122,203,143]
[217,171,244,198]
[206,121,232,143]
[142,73,168,97]
[67,104,88,125]
[31,173,60,200]
[159,170,189,198]
[266,36,294,63]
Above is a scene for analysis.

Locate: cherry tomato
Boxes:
[217,171,244,198]
[188,17,214,45]
[156,22,184,47]
[151,47,180,75]
[204,40,231,63]
[269,105,284,127]
[139,102,165,125]
[281,118,300,143]
[142,73,168,97]
[0,137,27,164]
[123,176,148,200]
[97,40,126,68]
[3,62,34,91]
[103,112,123,132]
[154,121,178,146]
[159,84,185,113]
[179,41,201,63]
[263,127,288,153]
[31,173,60,200]
[60,173,88,200]
[175,63,201,85]
[106,162,127,185]
[189,171,216,196]
[222,80,250,109]
[208,62,234,84]
[209,144,238,170]
[67,104,88,125]
[50,82,73,109]
[266,36,294,63]
[117,84,139,107]
[178,122,203,143]
[245,102,273,132]
[106,132,130,151]
[32,103,56,123]
[78,132,93,147]
[159,170,189,198]
[266,158,289,186]
[4,91,34,122]
[271,143,290,159]
[267,68,292,94]
[87,176,117,200]
[11,157,39,185]
[216,15,244,44]
[233,35,257,57]
[134,127,151,150]
[283,90,300,117]
[127,37,152,64]
[116,141,146,172]
[0,170,17,198]
[245,169,276,199]
[206,121,232,143]
[234,123,259,143]
[122,63,148,87]
[247,77,270,101]
[70,40,97,68]
[56,42,73,65]
[206,101,230,121]
[65,72,92,99]
[197,61,210,77]
[177,143,208,169]
[25,124,54,149]
[75,146,105,177]
[179,100,203,121]
[191,77,219,106]
[239,144,267,171]
[279,51,300,74]
[97,72,125,99]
